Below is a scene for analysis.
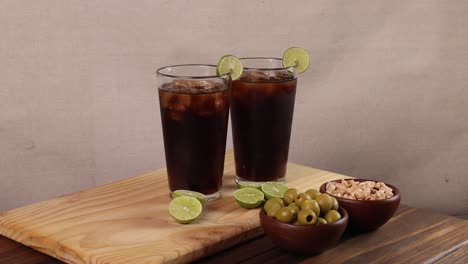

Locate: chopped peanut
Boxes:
[326,179,394,200]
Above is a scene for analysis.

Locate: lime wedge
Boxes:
[261,182,288,200]
[237,181,262,190]
[216,55,244,80]
[234,188,265,209]
[173,190,207,206]
[169,196,203,224]
[282,47,310,73]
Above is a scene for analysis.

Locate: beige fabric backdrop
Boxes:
[0,0,467,216]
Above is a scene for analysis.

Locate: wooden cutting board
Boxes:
[0,151,351,264]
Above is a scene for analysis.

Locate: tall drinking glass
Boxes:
[157,65,230,201]
[231,58,297,184]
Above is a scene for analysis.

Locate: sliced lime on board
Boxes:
[169,196,203,224]
[261,182,288,200]
[282,47,310,73]
[234,188,265,209]
[237,181,263,190]
[173,190,207,206]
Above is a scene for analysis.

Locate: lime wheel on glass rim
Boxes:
[282,47,310,73]
[216,55,244,80]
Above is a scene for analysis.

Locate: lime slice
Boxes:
[216,55,244,80]
[261,182,288,200]
[234,188,265,209]
[169,196,203,224]
[173,190,207,206]
[237,181,262,190]
[282,47,310,73]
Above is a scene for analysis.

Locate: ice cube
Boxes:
[167,109,184,121]
[261,83,277,98]
[232,83,254,105]
[264,71,278,80]
[275,71,295,81]
[159,90,173,108]
[163,93,191,121]
[214,91,229,112]
[174,80,196,89]
[191,94,216,116]
[240,71,267,82]
[172,80,221,94]
[281,81,296,94]
[169,93,191,112]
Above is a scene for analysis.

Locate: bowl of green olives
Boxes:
[319,179,401,231]
[259,189,348,255]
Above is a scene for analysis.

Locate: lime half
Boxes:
[261,182,288,200]
[282,47,310,73]
[216,55,244,80]
[234,188,265,209]
[169,196,203,224]
[237,181,262,190]
[173,190,207,206]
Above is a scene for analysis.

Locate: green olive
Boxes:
[293,220,301,225]
[300,199,320,217]
[316,193,333,215]
[325,210,341,223]
[295,193,312,208]
[331,197,339,210]
[297,208,317,225]
[266,202,282,217]
[287,203,300,216]
[264,197,284,212]
[270,197,284,206]
[283,188,298,205]
[305,189,321,200]
[274,207,295,223]
[317,217,327,225]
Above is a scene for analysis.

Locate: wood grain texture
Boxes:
[432,242,468,264]
[1,208,467,264]
[0,236,62,264]
[199,205,468,264]
[0,151,351,264]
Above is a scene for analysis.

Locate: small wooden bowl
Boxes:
[320,179,401,231]
[259,207,348,255]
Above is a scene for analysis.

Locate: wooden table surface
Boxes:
[1,205,467,263]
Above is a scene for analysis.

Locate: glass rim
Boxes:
[239,57,296,71]
[156,64,229,79]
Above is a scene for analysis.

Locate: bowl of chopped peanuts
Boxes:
[319,179,400,231]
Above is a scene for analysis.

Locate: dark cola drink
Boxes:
[159,80,230,200]
[231,70,297,183]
